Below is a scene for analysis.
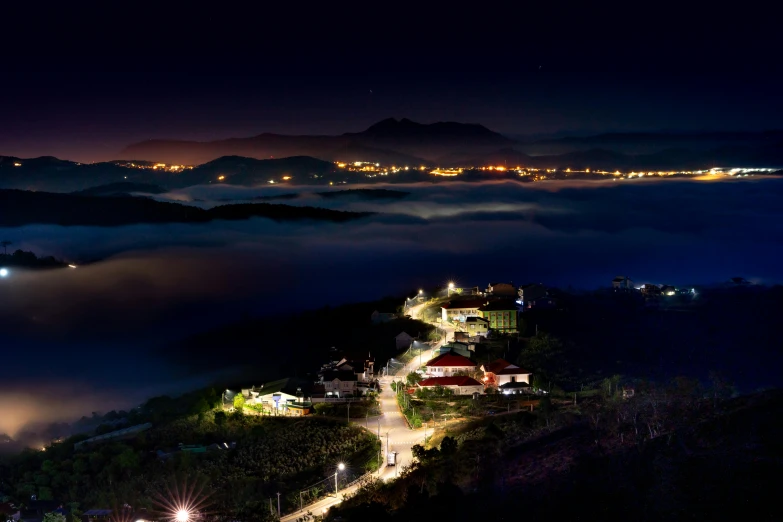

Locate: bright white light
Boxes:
[448,282,454,289]
[175,510,190,522]
[68,264,77,268]
[0,268,7,277]
[337,462,346,471]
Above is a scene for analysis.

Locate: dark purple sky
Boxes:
[1,6,781,161]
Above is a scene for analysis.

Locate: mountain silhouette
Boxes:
[119,118,512,165]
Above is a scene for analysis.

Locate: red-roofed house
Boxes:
[480,358,531,388]
[417,376,485,395]
[425,352,477,377]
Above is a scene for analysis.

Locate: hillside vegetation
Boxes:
[0,390,379,520]
[330,387,783,521]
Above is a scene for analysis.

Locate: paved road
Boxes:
[281,301,453,521]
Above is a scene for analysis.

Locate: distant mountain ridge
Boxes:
[120,118,512,165]
[118,119,783,169]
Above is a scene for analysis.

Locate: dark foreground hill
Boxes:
[72,182,167,196]
[331,389,783,521]
[0,189,372,226]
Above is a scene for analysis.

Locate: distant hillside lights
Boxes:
[430,168,462,177]
[113,161,193,172]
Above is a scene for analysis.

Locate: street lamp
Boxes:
[447,282,455,296]
[335,462,345,495]
[175,510,190,522]
[0,268,8,278]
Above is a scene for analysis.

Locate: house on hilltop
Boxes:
[465,316,489,337]
[486,282,516,297]
[612,275,634,291]
[478,299,518,332]
[322,370,359,398]
[425,352,476,377]
[441,298,486,323]
[481,359,532,389]
[250,377,313,416]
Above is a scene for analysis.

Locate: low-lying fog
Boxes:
[2,177,782,438]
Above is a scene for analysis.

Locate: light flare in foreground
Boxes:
[154,477,212,522]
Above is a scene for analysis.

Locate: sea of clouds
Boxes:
[1,176,782,435]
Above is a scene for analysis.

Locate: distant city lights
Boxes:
[329,160,778,183]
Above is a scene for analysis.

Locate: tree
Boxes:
[406,371,423,386]
[440,436,457,456]
[518,332,566,388]
[233,393,246,410]
[43,512,66,522]
[214,411,227,426]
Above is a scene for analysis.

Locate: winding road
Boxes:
[281,300,452,521]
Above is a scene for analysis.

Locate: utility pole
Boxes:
[300,491,303,511]
[347,402,351,424]
[269,499,273,515]
[276,492,281,518]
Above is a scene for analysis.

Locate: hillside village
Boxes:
[2,277,777,522]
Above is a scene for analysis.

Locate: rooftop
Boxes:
[497,366,531,375]
[418,376,484,387]
[425,352,476,367]
[482,358,515,374]
[322,370,358,382]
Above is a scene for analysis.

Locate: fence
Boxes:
[281,471,375,521]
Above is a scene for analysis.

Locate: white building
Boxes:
[440,299,486,323]
[249,378,312,414]
[322,370,359,397]
[481,359,532,387]
[425,352,477,377]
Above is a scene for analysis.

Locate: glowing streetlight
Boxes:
[448,282,454,289]
[0,268,7,277]
[175,510,190,522]
[335,462,346,495]
[418,289,423,294]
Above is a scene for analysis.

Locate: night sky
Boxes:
[1,7,781,161]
